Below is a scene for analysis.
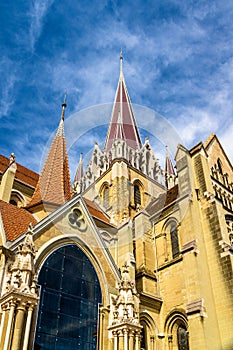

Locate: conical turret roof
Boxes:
[27,98,71,209]
[104,52,142,152]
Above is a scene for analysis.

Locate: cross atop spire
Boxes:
[104,53,142,152]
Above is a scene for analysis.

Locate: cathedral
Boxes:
[0,54,232,350]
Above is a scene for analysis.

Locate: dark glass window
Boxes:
[177,325,189,350]
[170,224,179,258]
[134,185,141,206]
[34,245,102,350]
[140,325,147,350]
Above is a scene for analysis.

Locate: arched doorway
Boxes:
[34,244,102,349]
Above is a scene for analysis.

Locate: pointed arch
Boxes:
[164,309,189,350]
[99,181,111,209]
[163,218,180,260]
[34,244,102,349]
[140,311,158,350]
[132,179,144,208]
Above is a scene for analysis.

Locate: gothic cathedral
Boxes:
[0,55,232,350]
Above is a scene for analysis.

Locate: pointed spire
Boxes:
[104,53,142,152]
[74,153,84,183]
[165,146,175,176]
[27,97,71,210]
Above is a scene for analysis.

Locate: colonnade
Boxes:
[0,296,37,350]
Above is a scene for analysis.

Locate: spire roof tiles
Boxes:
[104,53,142,152]
[27,102,71,209]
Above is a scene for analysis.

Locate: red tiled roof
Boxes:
[84,197,112,225]
[0,200,37,241]
[27,117,71,208]
[0,154,39,188]
[145,184,179,216]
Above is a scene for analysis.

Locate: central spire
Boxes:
[104,52,142,152]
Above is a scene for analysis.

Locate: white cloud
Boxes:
[29,0,54,51]
[219,124,233,165]
[0,58,17,117]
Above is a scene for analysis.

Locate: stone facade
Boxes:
[0,58,232,350]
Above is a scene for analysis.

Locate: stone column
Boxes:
[118,330,124,349]
[150,336,155,350]
[22,304,34,350]
[168,335,173,350]
[0,306,7,345]
[128,330,134,350]
[113,331,118,350]
[12,302,26,350]
[3,301,16,350]
[123,328,128,350]
[135,332,140,350]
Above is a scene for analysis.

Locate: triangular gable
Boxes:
[204,134,233,178]
[9,194,120,301]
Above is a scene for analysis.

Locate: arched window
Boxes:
[34,245,102,350]
[177,324,189,350]
[140,325,147,350]
[165,312,189,350]
[134,184,141,206]
[217,158,223,175]
[103,186,109,208]
[10,190,25,207]
[170,223,179,258]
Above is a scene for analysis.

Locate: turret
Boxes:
[27,95,71,217]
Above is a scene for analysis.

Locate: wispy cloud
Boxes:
[28,0,54,51]
[0,0,233,170]
[0,58,17,117]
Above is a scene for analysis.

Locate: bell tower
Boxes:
[74,53,170,226]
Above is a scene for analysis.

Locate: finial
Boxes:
[120,49,123,78]
[62,90,67,108]
[61,90,67,121]
[120,49,123,60]
[10,153,15,162]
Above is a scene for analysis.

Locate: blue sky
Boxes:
[0,0,233,179]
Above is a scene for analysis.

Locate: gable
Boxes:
[8,194,120,303]
[204,134,233,183]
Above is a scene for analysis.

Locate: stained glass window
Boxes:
[34,245,102,350]
[177,325,189,350]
